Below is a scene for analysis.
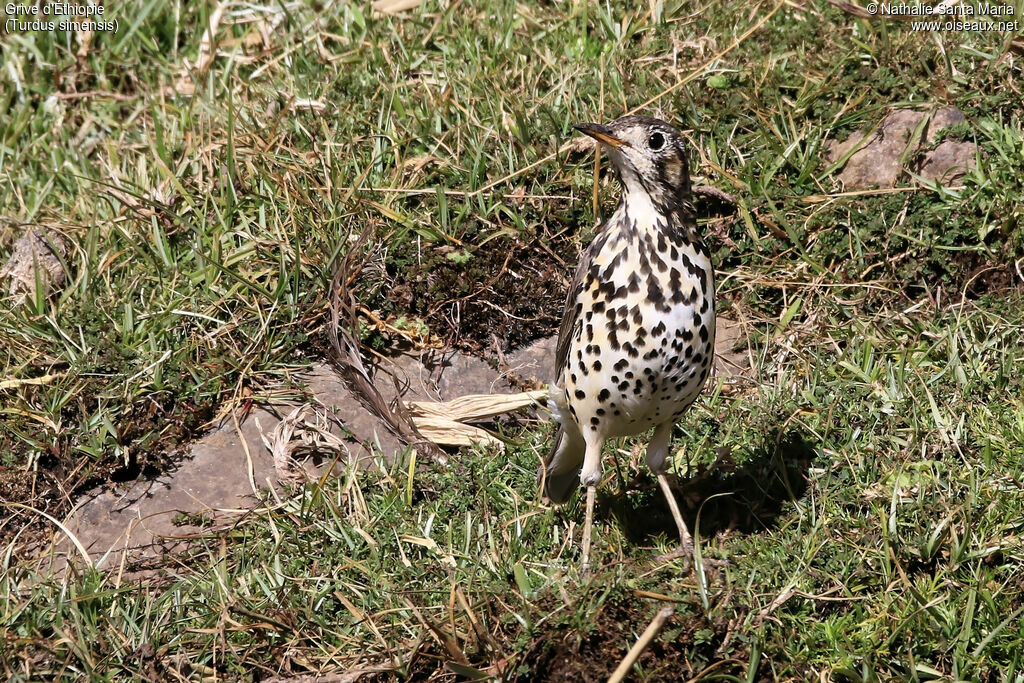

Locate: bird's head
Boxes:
[573,115,691,209]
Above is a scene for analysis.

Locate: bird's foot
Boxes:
[653,545,692,564]
[653,545,727,569]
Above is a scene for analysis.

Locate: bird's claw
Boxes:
[654,545,727,570]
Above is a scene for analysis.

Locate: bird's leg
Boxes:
[578,438,604,575]
[645,423,694,562]
[648,425,726,567]
[656,472,694,558]
[580,484,597,574]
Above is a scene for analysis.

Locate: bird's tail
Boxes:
[540,384,585,503]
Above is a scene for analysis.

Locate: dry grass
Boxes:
[2,0,1024,680]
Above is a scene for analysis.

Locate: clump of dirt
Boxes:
[366,231,579,355]
[520,595,751,682]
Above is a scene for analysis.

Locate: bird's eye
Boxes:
[648,132,665,151]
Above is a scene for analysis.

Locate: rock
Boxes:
[0,228,69,303]
[828,106,976,189]
[919,141,977,184]
[924,106,966,142]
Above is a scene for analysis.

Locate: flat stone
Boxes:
[53,343,548,573]
[828,106,976,189]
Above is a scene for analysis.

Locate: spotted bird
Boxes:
[541,115,716,572]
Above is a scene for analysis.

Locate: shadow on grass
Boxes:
[604,430,815,547]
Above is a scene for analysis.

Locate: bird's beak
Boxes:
[574,122,628,149]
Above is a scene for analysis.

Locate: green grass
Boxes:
[3,0,1024,679]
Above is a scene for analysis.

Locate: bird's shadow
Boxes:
[600,430,814,545]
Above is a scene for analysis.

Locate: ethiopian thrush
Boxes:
[542,115,715,572]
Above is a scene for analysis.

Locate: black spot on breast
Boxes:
[586,324,594,341]
[618,380,629,391]
[598,388,610,401]
[613,359,628,372]
[699,326,709,342]
[627,273,641,293]
[590,416,600,426]
[646,279,664,306]
[574,390,586,399]
[596,408,605,416]
[651,320,666,337]
[592,359,602,372]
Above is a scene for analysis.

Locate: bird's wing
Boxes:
[541,228,611,502]
[552,230,609,381]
